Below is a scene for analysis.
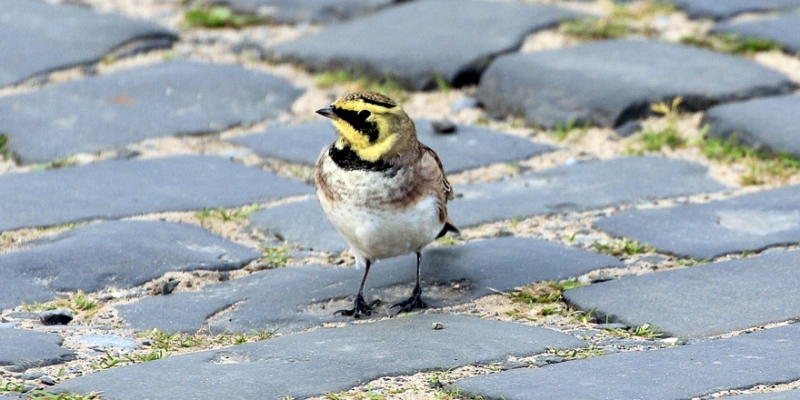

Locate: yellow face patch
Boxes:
[329,98,400,162]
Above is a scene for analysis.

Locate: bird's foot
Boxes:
[391,285,427,314]
[334,293,381,319]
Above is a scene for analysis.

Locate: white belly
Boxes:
[320,194,443,262]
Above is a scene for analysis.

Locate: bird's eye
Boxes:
[357,110,371,120]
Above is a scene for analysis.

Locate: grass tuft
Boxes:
[195,203,259,222]
[700,135,800,185]
[628,97,685,154]
[507,279,583,305]
[593,238,653,256]
[261,244,291,267]
[185,5,264,28]
[680,34,780,55]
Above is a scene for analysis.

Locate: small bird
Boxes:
[315,92,458,318]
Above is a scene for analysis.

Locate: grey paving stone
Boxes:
[703,94,800,158]
[224,0,394,24]
[727,391,800,400]
[54,314,584,399]
[0,155,313,232]
[0,61,303,164]
[564,250,800,338]
[117,237,622,333]
[713,13,800,54]
[673,0,800,20]
[231,120,554,173]
[0,220,261,311]
[0,329,75,372]
[249,199,345,253]
[478,39,794,128]
[270,0,581,90]
[0,0,176,88]
[452,323,800,400]
[594,184,800,259]
[450,156,727,227]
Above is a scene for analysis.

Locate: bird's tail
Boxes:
[436,217,460,238]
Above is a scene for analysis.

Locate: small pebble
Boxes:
[431,120,457,134]
[40,376,56,386]
[153,279,180,295]
[21,371,44,380]
[432,322,444,330]
[40,309,73,326]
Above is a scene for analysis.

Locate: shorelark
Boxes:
[315,92,458,318]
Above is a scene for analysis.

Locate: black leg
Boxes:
[391,251,428,314]
[335,259,380,318]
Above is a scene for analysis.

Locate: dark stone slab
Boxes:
[728,391,800,400]
[0,61,303,164]
[478,39,795,128]
[713,13,800,54]
[0,0,176,88]
[270,0,581,90]
[250,199,345,253]
[673,0,800,20]
[0,155,313,232]
[450,156,727,228]
[453,323,800,400]
[564,250,800,338]
[0,329,75,372]
[0,220,261,311]
[54,314,584,399]
[703,94,800,158]
[117,237,622,333]
[230,120,555,173]
[594,184,800,259]
[224,0,393,24]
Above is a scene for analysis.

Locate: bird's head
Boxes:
[316,92,415,162]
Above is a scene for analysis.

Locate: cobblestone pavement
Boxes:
[1,0,799,399]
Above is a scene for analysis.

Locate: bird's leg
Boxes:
[335,259,380,318]
[392,251,428,314]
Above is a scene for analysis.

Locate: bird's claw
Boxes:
[334,293,381,319]
[391,285,427,314]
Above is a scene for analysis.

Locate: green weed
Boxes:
[315,70,407,101]
[548,345,605,359]
[700,135,800,185]
[195,203,259,222]
[30,157,77,171]
[507,279,583,305]
[0,379,99,400]
[550,119,588,142]
[680,34,780,55]
[592,238,653,256]
[433,72,451,93]
[185,6,264,28]
[261,244,290,267]
[562,17,632,39]
[628,97,685,154]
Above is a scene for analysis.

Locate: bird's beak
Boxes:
[316,107,337,119]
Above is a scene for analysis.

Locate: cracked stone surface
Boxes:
[0,220,261,311]
[593,184,800,259]
[0,61,303,164]
[224,0,395,24]
[452,323,800,400]
[0,0,177,88]
[703,94,800,159]
[270,0,581,90]
[117,237,622,333]
[230,120,555,173]
[713,13,800,58]
[450,156,727,227]
[54,314,585,399]
[478,39,795,128]
[0,155,313,232]
[563,249,800,338]
[0,329,75,372]
[672,0,800,20]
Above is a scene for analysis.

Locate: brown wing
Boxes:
[420,145,458,233]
